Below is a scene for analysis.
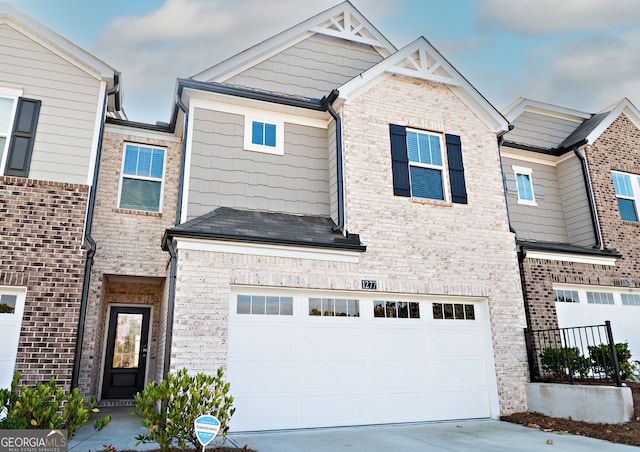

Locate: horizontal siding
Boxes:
[0,24,102,184]
[504,157,569,242]
[223,34,383,99]
[557,157,595,247]
[188,108,330,219]
[508,112,583,149]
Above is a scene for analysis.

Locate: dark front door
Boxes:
[102,306,150,399]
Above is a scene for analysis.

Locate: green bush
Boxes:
[0,372,110,438]
[133,367,235,452]
[588,342,640,381]
[540,346,590,378]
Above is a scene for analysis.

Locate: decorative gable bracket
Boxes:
[310,7,388,49]
[388,48,461,86]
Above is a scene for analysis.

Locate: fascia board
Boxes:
[0,5,115,81]
[586,98,640,144]
[192,1,395,82]
[503,98,591,123]
[525,249,617,266]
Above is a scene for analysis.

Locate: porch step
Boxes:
[96,399,134,408]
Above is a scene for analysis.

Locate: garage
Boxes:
[227,289,497,431]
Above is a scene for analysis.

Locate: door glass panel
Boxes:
[112,313,143,369]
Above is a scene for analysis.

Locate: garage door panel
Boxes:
[367,328,428,357]
[300,394,368,426]
[300,359,366,390]
[230,359,298,394]
[429,388,490,419]
[228,324,298,356]
[231,395,299,431]
[302,326,366,356]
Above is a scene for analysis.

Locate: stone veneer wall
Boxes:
[76,128,180,396]
[521,114,640,331]
[0,176,88,390]
[171,76,529,416]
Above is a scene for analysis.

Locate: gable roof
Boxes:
[338,37,509,134]
[0,2,116,83]
[192,1,395,83]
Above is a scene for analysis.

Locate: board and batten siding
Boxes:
[508,112,583,149]
[0,24,102,184]
[187,108,330,220]
[222,34,383,99]
[503,156,569,242]
[556,156,595,247]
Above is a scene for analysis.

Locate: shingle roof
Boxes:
[558,111,610,151]
[163,207,365,251]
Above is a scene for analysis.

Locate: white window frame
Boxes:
[553,285,640,307]
[243,115,284,155]
[0,87,22,174]
[406,128,448,202]
[117,143,166,213]
[513,165,536,205]
[612,171,640,223]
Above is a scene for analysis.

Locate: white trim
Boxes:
[87,81,106,186]
[180,104,195,225]
[0,286,27,390]
[243,115,284,155]
[406,128,448,202]
[117,142,166,213]
[104,124,181,143]
[585,98,640,144]
[500,148,576,167]
[175,237,362,263]
[512,165,537,206]
[98,304,153,401]
[0,88,21,173]
[525,249,617,266]
[502,98,591,123]
[189,98,329,129]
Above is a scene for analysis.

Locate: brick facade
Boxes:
[521,114,640,331]
[0,176,88,390]
[76,128,180,396]
[171,76,529,415]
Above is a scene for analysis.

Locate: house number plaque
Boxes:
[361,280,377,290]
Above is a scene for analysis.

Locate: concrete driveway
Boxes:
[70,407,638,451]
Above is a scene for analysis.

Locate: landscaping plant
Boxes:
[589,341,640,381]
[0,372,110,438]
[540,346,590,379]
[133,367,235,452]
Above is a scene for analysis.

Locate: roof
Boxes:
[163,207,366,252]
[518,240,620,258]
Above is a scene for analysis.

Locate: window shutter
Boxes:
[389,124,410,197]
[5,97,41,177]
[445,133,467,204]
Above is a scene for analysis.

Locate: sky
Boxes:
[8,0,640,124]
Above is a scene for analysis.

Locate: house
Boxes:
[3,1,530,432]
[0,3,122,390]
[502,97,640,361]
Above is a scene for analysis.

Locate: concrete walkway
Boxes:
[69,407,640,451]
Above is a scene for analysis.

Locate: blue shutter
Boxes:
[5,97,40,177]
[389,124,410,197]
[445,134,467,204]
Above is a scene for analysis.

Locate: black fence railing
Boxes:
[524,321,622,387]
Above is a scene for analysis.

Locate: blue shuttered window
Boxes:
[612,172,639,222]
[119,144,165,212]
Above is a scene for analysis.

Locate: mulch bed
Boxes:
[501,381,640,447]
[120,447,255,452]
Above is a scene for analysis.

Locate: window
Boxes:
[0,96,17,169]
[390,124,467,203]
[612,171,639,222]
[554,289,579,303]
[621,294,640,306]
[0,294,17,314]
[119,144,165,212]
[373,300,420,318]
[237,295,293,315]
[432,303,475,320]
[586,291,614,305]
[244,116,284,155]
[0,88,40,178]
[513,166,536,205]
[309,298,359,317]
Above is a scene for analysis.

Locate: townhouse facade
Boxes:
[0,3,122,390]
[502,98,640,360]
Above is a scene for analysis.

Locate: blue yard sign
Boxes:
[194,415,221,449]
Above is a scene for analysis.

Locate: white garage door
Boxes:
[0,288,26,389]
[227,290,497,431]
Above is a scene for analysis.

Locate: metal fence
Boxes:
[524,321,622,387]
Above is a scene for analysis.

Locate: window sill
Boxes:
[517,200,538,206]
[410,197,452,207]
[621,220,640,226]
[115,208,162,218]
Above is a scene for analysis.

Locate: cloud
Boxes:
[475,0,640,36]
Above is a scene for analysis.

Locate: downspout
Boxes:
[498,126,517,237]
[323,90,344,233]
[573,145,603,250]
[163,94,188,378]
[71,72,121,389]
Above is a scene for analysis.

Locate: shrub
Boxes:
[588,342,640,381]
[0,372,110,438]
[133,367,235,452]
[540,346,590,379]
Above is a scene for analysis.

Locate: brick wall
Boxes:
[522,113,640,331]
[171,76,529,415]
[0,176,88,389]
[76,128,181,396]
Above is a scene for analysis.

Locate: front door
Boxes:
[102,306,150,399]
